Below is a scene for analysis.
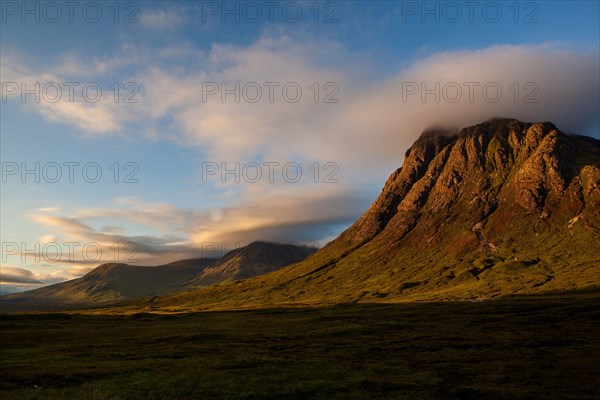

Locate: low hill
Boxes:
[0,259,216,312]
[1,242,316,312]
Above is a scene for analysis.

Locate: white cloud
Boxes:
[6,37,598,152]
[1,55,136,135]
[133,39,599,253]
[18,188,364,271]
[0,265,78,293]
[139,6,186,29]
[24,202,208,266]
[36,207,60,212]
[190,184,367,246]
[4,38,599,275]
[0,266,45,284]
[127,39,600,172]
[64,265,96,277]
[39,235,58,244]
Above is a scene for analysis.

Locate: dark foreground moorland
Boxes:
[1,294,599,400]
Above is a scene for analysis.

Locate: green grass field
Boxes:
[1,294,599,399]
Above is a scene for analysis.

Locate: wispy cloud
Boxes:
[0,265,76,294]
[0,267,45,284]
[1,59,130,134]
[20,190,365,271]
[190,184,368,245]
[3,36,598,288]
[139,6,186,30]
[26,210,198,266]
[5,37,598,149]
[36,207,60,212]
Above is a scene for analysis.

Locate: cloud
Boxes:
[16,187,366,270]
[190,184,369,246]
[0,267,45,284]
[39,235,58,244]
[5,37,598,150]
[3,37,598,275]
[132,39,599,254]
[139,6,186,29]
[0,266,75,293]
[129,38,599,180]
[76,197,202,233]
[137,35,358,162]
[23,202,215,266]
[1,55,136,135]
[65,265,96,276]
[29,214,93,233]
[377,43,600,138]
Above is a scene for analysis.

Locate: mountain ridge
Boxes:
[124,118,599,312]
[3,119,598,313]
[0,242,315,312]
[188,241,316,287]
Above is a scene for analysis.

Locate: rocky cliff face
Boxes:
[336,119,598,252]
[294,118,600,302]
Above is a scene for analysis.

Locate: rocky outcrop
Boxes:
[334,119,599,253]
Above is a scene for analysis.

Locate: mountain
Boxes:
[132,118,600,312]
[0,259,216,312]
[0,242,316,312]
[188,242,317,287]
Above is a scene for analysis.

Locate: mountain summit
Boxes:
[141,119,600,311]
[335,118,599,254]
[188,242,316,287]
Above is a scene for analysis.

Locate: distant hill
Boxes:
[0,242,316,312]
[130,119,600,312]
[0,259,215,312]
[188,242,317,287]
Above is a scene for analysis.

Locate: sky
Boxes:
[1,0,599,293]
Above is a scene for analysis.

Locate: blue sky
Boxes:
[1,0,599,292]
